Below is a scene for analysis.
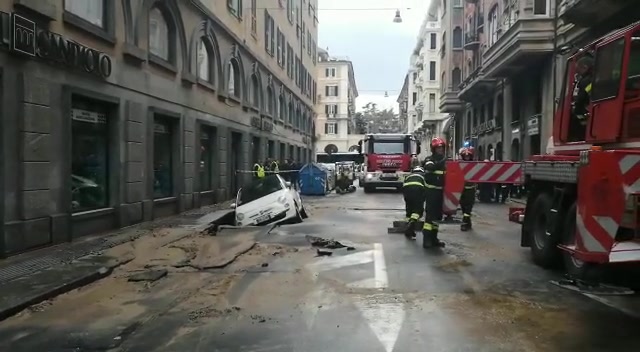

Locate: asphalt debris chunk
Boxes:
[128,269,168,282]
[306,235,346,249]
[316,249,333,256]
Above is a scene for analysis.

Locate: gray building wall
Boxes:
[1,0,317,257]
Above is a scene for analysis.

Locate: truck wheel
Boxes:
[363,186,373,193]
[529,192,562,268]
[561,202,602,281]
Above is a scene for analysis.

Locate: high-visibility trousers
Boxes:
[460,186,476,224]
[402,185,426,221]
[423,186,444,233]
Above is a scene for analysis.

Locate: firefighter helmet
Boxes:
[460,147,473,157]
[412,166,425,174]
[459,147,467,155]
[430,137,446,150]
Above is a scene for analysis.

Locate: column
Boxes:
[181,114,196,211]
[502,81,513,161]
[123,101,145,225]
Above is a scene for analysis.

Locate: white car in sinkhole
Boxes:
[231,174,308,227]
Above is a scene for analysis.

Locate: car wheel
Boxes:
[301,205,309,219]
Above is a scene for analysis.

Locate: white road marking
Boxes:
[306,250,374,272]
[354,294,405,352]
[373,243,388,289]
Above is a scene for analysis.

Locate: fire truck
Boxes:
[506,22,640,280]
[357,133,421,193]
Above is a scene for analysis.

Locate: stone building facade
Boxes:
[0,0,318,257]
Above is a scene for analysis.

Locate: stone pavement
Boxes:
[0,202,237,321]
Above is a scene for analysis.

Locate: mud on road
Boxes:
[0,224,315,352]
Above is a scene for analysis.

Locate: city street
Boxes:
[2,188,640,351]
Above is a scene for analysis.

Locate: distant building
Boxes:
[314,48,361,154]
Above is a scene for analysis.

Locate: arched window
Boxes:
[266,87,274,115]
[149,7,170,60]
[197,38,211,82]
[452,27,462,48]
[278,94,286,121]
[250,74,259,108]
[452,68,462,88]
[295,108,301,128]
[288,101,294,125]
[228,59,240,97]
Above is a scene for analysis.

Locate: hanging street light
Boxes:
[384,91,389,97]
[393,9,402,23]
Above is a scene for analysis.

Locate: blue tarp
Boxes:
[298,163,329,196]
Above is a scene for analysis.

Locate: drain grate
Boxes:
[0,233,141,284]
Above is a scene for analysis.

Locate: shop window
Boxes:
[71,97,109,212]
[149,7,170,61]
[199,127,215,191]
[153,118,174,198]
[65,0,105,28]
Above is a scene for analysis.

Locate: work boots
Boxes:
[422,230,445,248]
[460,215,472,231]
[405,220,417,240]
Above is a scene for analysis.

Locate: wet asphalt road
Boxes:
[4,188,640,351]
[120,188,640,351]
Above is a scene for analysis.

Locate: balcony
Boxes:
[464,33,480,50]
[439,91,464,113]
[559,0,628,27]
[482,18,554,78]
[457,68,497,102]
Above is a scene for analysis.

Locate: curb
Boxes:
[0,266,113,322]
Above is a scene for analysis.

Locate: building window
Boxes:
[307,31,312,56]
[287,0,294,24]
[265,12,275,56]
[287,44,294,78]
[453,0,462,7]
[325,122,337,134]
[288,101,294,125]
[429,61,436,80]
[430,33,437,49]
[228,59,241,97]
[266,86,275,114]
[412,92,417,105]
[149,7,170,61]
[325,104,338,115]
[325,67,336,77]
[326,85,338,96]
[199,127,215,191]
[228,0,243,18]
[276,28,283,65]
[413,72,418,82]
[429,93,436,112]
[452,27,462,48]
[533,0,548,15]
[153,119,173,199]
[250,74,260,108]
[488,6,498,46]
[71,98,109,212]
[452,68,462,88]
[250,0,257,34]
[279,93,286,121]
[197,39,211,82]
[65,0,105,28]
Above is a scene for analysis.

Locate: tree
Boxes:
[353,112,368,134]
[354,102,400,133]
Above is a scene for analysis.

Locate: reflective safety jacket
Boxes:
[403,173,426,188]
[254,163,265,178]
[270,161,280,173]
[423,155,446,189]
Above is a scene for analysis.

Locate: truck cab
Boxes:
[357,134,421,193]
[553,22,640,152]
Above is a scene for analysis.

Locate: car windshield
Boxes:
[238,175,283,205]
[372,141,406,154]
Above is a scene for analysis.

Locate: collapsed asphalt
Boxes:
[1,188,640,352]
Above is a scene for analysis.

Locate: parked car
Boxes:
[231,174,308,227]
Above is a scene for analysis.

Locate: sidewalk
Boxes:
[0,201,244,321]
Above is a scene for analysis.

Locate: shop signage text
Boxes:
[527,116,539,136]
[250,116,274,132]
[472,119,495,136]
[10,13,112,78]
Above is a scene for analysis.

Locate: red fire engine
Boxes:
[501,22,640,279]
[358,133,421,193]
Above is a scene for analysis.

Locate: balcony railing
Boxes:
[464,33,480,50]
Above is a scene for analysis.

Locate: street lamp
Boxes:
[393,9,402,23]
[384,91,389,97]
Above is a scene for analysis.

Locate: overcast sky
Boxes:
[318,0,429,112]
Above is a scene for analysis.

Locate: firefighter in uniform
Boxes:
[402,166,427,239]
[270,159,280,174]
[422,137,447,248]
[253,162,266,179]
[459,147,476,231]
